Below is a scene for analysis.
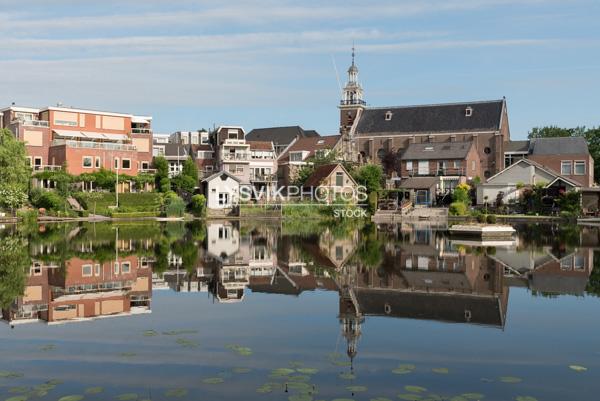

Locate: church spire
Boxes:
[342,46,364,106]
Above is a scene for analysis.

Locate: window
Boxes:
[82,264,93,277]
[218,226,230,239]
[406,161,413,171]
[205,165,214,172]
[114,158,120,170]
[574,161,585,175]
[290,152,304,162]
[198,151,214,159]
[484,147,491,154]
[561,161,572,175]
[54,120,77,127]
[484,170,491,179]
[465,107,473,117]
[377,148,385,159]
[114,262,120,274]
[83,156,93,168]
[336,172,344,186]
[218,193,229,206]
[335,246,344,260]
[94,264,101,276]
[122,159,131,169]
[121,262,131,274]
[453,160,461,168]
[33,157,42,168]
[385,111,393,121]
[141,161,149,170]
[95,157,101,168]
[471,160,476,172]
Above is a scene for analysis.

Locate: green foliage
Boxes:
[0,236,30,308]
[295,165,315,186]
[0,128,30,193]
[172,157,199,194]
[190,194,207,217]
[182,157,198,182]
[153,156,171,192]
[477,214,488,223]
[79,168,116,191]
[453,183,471,204]
[164,193,185,217]
[75,192,162,216]
[353,164,383,194]
[486,214,497,224]
[556,190,581,215]
[449,201,468,216]
[0,184,28,211]
[367,191,378,213]
[30,189,65,210]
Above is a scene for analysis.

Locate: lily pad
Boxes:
[499,376,522,383]
[286,382,312,392]
[327,352,343,360]
[288,375,310,382]
[162,330,198,336]
[0,371,23,379]
[39,344,56,352]
[256,385,273,394]
[225,344,253,356]
[346,385,368,392]
[271,368,296,377]
[397,394,423,401]
[202,377,224,384]
[164,389,188,398]
[175,338,198,348]
[405,386,427,393]
[515,397,538,401]
[569,365,587,372]
[58,396,84,401]
[116,393,138,401]
[8,387,29,394]
[84,387,103,395]
[35,383,57,392]
[296,368,319,375]
[461,393,485,400]
[339,372,356,380]
[392,368,412,375]
[142,330,158,337]
[46,380,63,386]
[480,378,494,383]
[432,368,449,374]
[5,397,28,401]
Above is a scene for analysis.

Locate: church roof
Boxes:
[356,99,505,136]
[402,141,474,160]
[246,126,319,146]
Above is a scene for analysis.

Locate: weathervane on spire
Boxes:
[352,42,355,67]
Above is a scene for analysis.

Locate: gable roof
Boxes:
[304,164,340,187]
[201,170,241,183]
[485,158,580,187]
[356,99,504,136]
[278,135,341,162]
[246,126,319,145]
[530,136,589,155]
[505,140,530,153]
[162,143,189,158]
[402,141,474,160]
[247,140,274,151]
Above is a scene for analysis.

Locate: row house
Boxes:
[0,104,153,176]
[246,125,320,155]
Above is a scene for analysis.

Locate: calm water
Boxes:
[0,220,598,401]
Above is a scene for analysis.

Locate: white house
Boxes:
[476,158,580,205]
[201,171,241,211]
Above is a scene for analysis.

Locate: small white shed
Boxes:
[202,171,241,210]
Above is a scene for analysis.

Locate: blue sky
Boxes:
[1,0,599,139]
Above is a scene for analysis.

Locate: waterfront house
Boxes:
[476,158,580,205]
[304,163,359,204]
[277,135,342,186]
[201,171,241,212]
[246,125,319,155]
[247,140,278,198]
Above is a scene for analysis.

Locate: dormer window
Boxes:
[385,111,393,121]
[424,146,434,151]
[465,107,473,117]
[317,140,324,145]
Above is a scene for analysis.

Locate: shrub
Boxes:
[190,194,206,217]
[164,194,185,217]
[486,214,497,224]
[367,191,378,213]
[31,190,65,210]
[452,184,471,204]
[449,201,468,216]
[477,213,488,224]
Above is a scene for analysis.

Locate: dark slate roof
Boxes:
[505,140,530,152]
[402,141,473,160]
[246,126,319,145]
[356,99,504,136]
[530,136,589,155]
[279,135,341,162]
[162,143,189,157]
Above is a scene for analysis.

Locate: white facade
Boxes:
[202,172,241,210]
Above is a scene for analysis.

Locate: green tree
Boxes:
[0,236,30,308]
[172,158,198,194]
[353,164,383,194]
[153,156,171,192]
[0,184,28,214]
[0,129,30,213]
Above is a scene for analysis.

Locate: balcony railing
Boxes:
[223,139,246,145]
[131,128,152,134]
[340,99,366,106]
[52,139,137,151]
[139,168,157,174]
[250,174,277,182]
[222,152,250,161]
[12,119,50,128]
[407,167,466,177]
[32,165,62,172]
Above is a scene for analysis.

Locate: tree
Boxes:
[353,164,383,194]
[0,129,30,213]
[153,156,170,192]
[380,150,400,176]
[0,184,28,214]
[172,157,198,194]
[0,236,30,308]
[182,157,198,183]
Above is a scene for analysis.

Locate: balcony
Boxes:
[32,165,62,172]
[407,167,466,177]
[131,128,152,134]
[222,152,250,161]
[12,119,49,128]
[52,139,137,152]
[223,139,247,146]
[250,174,277,182]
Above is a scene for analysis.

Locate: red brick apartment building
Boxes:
[0,105,153,176]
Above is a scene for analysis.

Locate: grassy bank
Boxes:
[75,192,163,217]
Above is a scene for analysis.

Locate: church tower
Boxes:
[339,46,365,162]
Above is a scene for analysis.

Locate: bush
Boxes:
[477,213,488,223]
[449,201,468,216]
[190,194,206,217]
[486,214,497,224]
[367,192,378,214]
[31,190,65,210]
[164,194,185,217]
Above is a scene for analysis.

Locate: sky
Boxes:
[0,0,599,139]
